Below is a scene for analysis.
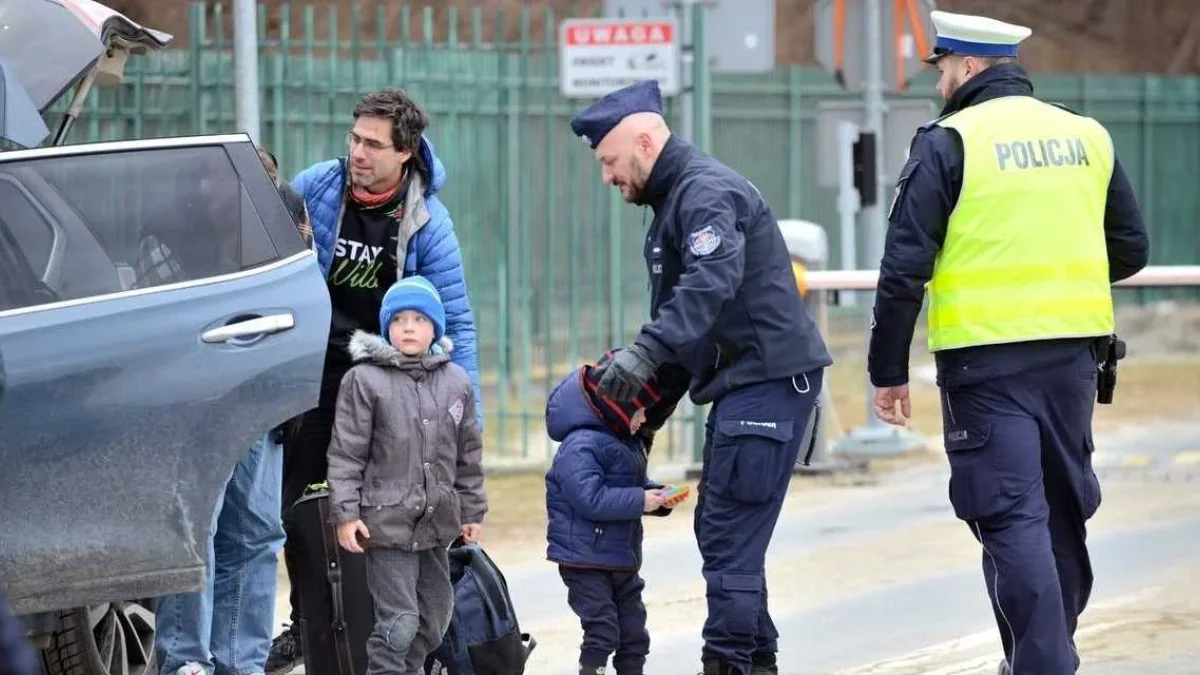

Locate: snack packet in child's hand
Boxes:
[660,484,691,507]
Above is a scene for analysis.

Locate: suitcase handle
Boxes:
[319,502,348,633]
[329,560,346,632]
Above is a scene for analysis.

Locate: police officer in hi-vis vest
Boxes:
[868,11,1149,675]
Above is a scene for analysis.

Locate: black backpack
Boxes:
[424,541,536,675]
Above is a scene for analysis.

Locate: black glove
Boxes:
[594,344,657,402]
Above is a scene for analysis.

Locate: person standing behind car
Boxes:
[268,88,483,675]
[151,147,311,675]
[258,147,312,248]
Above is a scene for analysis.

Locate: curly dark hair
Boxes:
[352,88,429,153]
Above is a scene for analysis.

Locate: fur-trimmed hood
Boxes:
[326,329,486,548]
[347,330,454,370]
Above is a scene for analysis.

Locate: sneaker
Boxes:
[265,624,303,675]
[174,664,207,675]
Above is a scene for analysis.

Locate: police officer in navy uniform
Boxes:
[868,11,1149,675]
[569,80,833,675]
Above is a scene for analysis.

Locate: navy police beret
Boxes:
[569,80,663,149]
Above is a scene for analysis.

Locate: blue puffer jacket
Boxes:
[290,136,482,425]
[544,368,665,571]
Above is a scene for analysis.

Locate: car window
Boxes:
[0,145,281,312]
[0,220,47,312]
[0,179,54,276]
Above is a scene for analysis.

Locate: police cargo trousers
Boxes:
[694,371,823,674]
[940,349,1101,675]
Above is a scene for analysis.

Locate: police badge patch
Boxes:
[687,225,721,256]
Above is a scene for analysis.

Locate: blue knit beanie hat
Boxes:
[379,276,446,343]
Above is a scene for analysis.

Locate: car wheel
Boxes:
[41,602,156,675]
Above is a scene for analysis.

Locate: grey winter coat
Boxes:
[327,330,487,551]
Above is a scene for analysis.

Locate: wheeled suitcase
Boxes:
[289,487,537,675]
[289,486,373,675]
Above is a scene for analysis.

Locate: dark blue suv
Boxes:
[0,3,331,674]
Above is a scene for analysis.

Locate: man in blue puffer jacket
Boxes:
[545,352,690,675]
[268,88,483,674]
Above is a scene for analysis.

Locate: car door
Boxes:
[0,135,331,616]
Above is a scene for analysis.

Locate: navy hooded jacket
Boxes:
[543,368,666,571]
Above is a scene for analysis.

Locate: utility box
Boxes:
[778,219,832,467]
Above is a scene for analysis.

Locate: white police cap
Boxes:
[924,10,1032,64]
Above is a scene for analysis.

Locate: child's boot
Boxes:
[579,665,606,675]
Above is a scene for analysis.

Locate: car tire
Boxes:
[41,603,156,675]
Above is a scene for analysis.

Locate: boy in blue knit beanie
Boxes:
[326,275,487,674]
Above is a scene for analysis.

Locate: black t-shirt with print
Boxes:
[326,182,408,363]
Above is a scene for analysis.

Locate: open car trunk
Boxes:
[0,0,172,146]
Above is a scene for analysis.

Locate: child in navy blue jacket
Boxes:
[544,351,690,675]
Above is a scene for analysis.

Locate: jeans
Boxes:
[155,433,286,675]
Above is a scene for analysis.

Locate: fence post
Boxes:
[689,1,712,464]
[189,2,205,135]
[273,4,288,169]
[1139,76,1157,305]
[233,0,261,143]
[518,6,533,457]
[788,68,804,219]
[302,5,314,165]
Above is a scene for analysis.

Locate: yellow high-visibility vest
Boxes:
[926,95,1116,352]
[791,260,808,298]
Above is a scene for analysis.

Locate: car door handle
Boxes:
[201,313,296,344]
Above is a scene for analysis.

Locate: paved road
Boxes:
[510,423,1200,674]
[278,423,1200,675]
[513,472,1200,674]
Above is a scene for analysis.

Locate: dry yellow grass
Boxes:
[823,354,1200,440]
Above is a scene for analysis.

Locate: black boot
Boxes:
[751,652,779,674]
[264,624,303,675]
[580,665,606,675]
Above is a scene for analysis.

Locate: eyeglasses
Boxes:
[346,132,393,153]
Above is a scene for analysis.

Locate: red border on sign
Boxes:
[564,22,675,47]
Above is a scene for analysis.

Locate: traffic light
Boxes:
[852,131,878,207]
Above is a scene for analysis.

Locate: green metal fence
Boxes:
[57,2,1200,460]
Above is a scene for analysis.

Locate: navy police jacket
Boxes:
[868,63,1150,389]
[544,368,665,571]
[634,135,833,404]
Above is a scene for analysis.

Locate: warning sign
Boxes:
[559,18,681,98]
